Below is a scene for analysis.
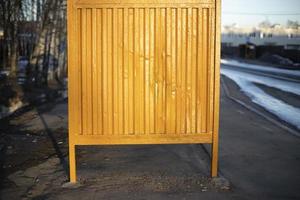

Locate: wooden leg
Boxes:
[69,144,77,182]
[211,139,219,177]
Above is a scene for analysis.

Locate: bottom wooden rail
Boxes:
[68,133,218,183]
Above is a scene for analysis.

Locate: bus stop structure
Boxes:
[67,0,221,183]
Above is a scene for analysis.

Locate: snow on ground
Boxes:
[221,59,300,78]
[221,68,300,96]
[221,67,300,130]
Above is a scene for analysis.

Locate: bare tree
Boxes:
[28,0,66,85]
[0,0,23,77]
[0,0,66,86]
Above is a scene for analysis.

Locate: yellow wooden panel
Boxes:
[73,6,216,136]
[68,0,221,182]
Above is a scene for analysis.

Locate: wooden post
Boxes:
[211,138,219,177]
[67,0,77,183]
[69,144,77,182]
[211,0,221,177]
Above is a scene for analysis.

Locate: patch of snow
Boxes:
[221,68,300,96]
[221,69,300,129]
[221,59,300,78]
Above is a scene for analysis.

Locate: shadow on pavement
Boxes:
[35,107,69,176]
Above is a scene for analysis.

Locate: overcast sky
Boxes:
[222,0,300,27]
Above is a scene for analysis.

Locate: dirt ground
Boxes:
[0,76,300,200]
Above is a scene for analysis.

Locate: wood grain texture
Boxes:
[73,6,214,136]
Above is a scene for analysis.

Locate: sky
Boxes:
[222,0,300,27]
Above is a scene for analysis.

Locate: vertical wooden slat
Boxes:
[206,8,211,134]
[208,8,215,133]
[180,8,187,134]
[92,9,98,135]
[102,8,108,134]
[81,9,88,135]
[165,8,171,134]
[123,8,129,135]
[166,8,176,134]
[186,8,192,134]
[96,9,103,135]
[118,8,124,134]
[162,8,166,134]
[112,8,119,134]
[196,8,202,133]
[86,9,93,135]
[201,8,208,133]
[175,8,182,134]
[149,8,155,134]
[139,8,145,134]
[76,9,82,135]
[171,8,177,133]
[191,8,197,133]
[158,8,166,134]
[145,8,150,134]
[154,8,160,133]
[128,8,134,135]
[134,8,140,134]
[107,8,114,135]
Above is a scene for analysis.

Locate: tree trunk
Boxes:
[28,0,62,85]
[9,20,18,77]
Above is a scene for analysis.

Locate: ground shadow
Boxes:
[35,106,69,175]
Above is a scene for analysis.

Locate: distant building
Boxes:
[221,24,300,63]
[222,24,300,50]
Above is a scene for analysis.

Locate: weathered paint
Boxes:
[67,0,221,182]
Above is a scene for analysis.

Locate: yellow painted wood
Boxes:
[149,8,155,134]
[74,133,213,145]
[67,0,76,182]
[180,8,187,134]
[96,9,103,135]
[212,0,221,177]
[67,0,221,182]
